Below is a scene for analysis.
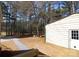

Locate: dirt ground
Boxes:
[20,37,79,57]
[0,40,19,50]
[1,37,79,57]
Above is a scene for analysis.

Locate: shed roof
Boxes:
[46,14,79,27]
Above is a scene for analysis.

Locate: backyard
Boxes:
[1,37,79,57]
[1,1,79,57]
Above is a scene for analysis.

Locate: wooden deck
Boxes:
[20,37,79,57]
[1,37,79,56]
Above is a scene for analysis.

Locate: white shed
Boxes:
[45,14,79,50]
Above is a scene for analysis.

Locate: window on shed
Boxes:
[71,30,79,40]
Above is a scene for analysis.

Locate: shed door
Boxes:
[70,30,79,50]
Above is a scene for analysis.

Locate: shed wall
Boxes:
[46,19,79,49]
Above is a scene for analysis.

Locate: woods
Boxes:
[0,1,79,37]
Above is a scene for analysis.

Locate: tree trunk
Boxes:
[65,1,75,15]
[70,1,75,14]
[0,4,3,36]
[36,26,39,37]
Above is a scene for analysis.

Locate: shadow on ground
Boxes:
[0,35,33,39]
[0,35,17,39]
[0,49,48,57]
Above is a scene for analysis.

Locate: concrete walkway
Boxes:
[1,39,12,42]
[1,38,29,50]
[13,38,29,50]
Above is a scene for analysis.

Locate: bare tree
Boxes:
[0,3,3,36]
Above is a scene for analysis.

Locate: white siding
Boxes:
[46,14,79,50]
[46,24,69,48]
